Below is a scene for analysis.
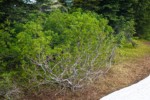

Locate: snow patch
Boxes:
[100,75,150,100]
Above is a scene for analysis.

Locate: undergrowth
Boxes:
[115,39,150,62]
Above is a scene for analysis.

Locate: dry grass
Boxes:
[23,40,150,100]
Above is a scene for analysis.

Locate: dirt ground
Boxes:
[24,47,150,100]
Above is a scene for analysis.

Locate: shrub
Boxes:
[0,10,116,93]
[0,72,21,99]
[115,18,136,47]
[16,10,116,90]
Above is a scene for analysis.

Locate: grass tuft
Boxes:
[115,39,150,62]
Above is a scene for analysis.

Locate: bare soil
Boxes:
[24,46,150,100]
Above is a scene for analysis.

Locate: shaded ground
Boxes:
[24,44,150,100]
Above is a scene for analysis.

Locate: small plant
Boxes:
[0,72,21,100]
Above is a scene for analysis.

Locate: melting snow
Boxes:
[101,75,150,100]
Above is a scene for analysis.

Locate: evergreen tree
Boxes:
[134,0,150,38]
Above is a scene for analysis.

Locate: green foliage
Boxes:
[0,0,36,23]
[73,0,150,39]
[0,20,20,71]
[0,72,21,99]
[134,0,150,37]
[15,10,115,84]
[114,18,136,47]
[73,0,100,11]
[17,21,53,61]
[0,10,115,93]
[0,0,149,98]
[44,10,113,52]
[0,73,13,95]
[116,40,150,62]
